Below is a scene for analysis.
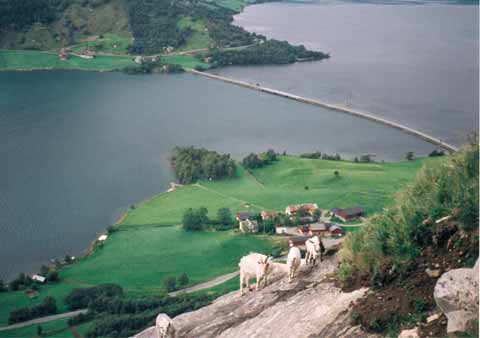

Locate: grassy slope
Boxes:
[0,318,71,338]
[0,50,136,71]
[0,156,438,326]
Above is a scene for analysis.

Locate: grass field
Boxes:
[177,17,212,51]
[0,50,136,72]
[0,156,440,326]
[0,318,71,338]
[69,33,133,55]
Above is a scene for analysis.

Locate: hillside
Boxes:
[0,155,440,337]
[0,0,328,72]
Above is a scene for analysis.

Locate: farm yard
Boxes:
[0,155,441,327]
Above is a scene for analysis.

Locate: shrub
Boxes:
[8,297,57,324]
[178,273,189,287]
[65,284,124,310]
[163,276,176,292]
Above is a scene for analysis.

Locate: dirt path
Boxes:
[0,310,87,332]
[169,271,239,297]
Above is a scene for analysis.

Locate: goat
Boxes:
[239,253,272,295]
[286,246,301,282]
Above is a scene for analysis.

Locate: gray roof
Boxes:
[310,223,329,231]
[336,207,365,216]
[237,211,253,220]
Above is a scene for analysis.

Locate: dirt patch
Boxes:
[418,314,448,338]
[343,222,478,336]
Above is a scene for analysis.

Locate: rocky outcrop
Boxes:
[133,252,377,338]
[434,259,479,334]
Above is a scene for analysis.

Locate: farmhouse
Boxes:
[332,207,365,222]
[261,210,278,220]
[285,203,319,216]
[236,211,253,222]
[288,235,310,249]
[239,219,258,233]
[79,50,96,59]
[298,223,343,237]
[32,274,46,283]
[58,48,69,61]
[329,224,343,237]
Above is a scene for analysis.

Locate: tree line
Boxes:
[208,40,329,66]
[170,146,236,184]
[242,149,277,169]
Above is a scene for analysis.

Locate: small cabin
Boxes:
[333,207,365,222]
[32,274,46,283]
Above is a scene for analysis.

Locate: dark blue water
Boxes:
[0,70,437,280]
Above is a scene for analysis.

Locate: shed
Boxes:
[98,234,108,241]
[32,275,46,283]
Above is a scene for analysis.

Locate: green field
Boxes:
[0,50,135,72]
[69,33,133,55]
[0,50,208,72]
[0,156,440,326]
[0,318,71,338]
[177,17,212,51]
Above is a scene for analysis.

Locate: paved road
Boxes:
[168,271,240,297]
[0,309,88,332]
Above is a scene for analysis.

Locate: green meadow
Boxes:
[0,156,441,326]
[0,50,135,72]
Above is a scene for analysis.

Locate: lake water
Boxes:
[0,71,435,280]
[213,0,479,147]
[1,0,478,280]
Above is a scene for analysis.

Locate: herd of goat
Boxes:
[239,232,325,295]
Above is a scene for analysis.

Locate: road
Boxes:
[0,309,88,332]
[168,271,240,297]
[186,69,458,153]
[0,272,241,332]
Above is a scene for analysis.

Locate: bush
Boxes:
[178,273,189,287]
[8,297,57,324]
[182,207,209,231]
[242,149,277,169]
[163,276,176,292]
[65,284,124,310]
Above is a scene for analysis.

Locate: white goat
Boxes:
[286,246,301,282]
[305,239,319,266]
[239,253,272,295]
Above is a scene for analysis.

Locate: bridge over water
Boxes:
[187,69,458,153]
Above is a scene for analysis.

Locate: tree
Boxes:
[37,325,43,336]
[182,207,209,231]
[47,270,59,282]
[217,208,233,225]
[359,155,373,163]
[405,152,414,161]
[163,276,176,292]
[242,153,262,169]
[0,280,6,292]
[334,170,340,178]
[178,273,189,287]
[312,209,322,222]
[40,265,49,276]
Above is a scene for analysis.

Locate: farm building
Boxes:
[58,48,69,61]
[239,219,258,233]
[332,207,365,222]
[236,211,253,222]
[261,210,278,220]
[98,234,108,241]
[288,235,310,249]
[79,50,96,59]
[32,274,46,283]
[285,203,319,216]
[329,224,343,237]
[298,223,343,237]
[275,225,288,234]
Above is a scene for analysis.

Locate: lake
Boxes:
[1,0,478,280]
[0,70,435,280]
[213,0,479,147]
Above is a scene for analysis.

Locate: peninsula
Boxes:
[0,0,329,72]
